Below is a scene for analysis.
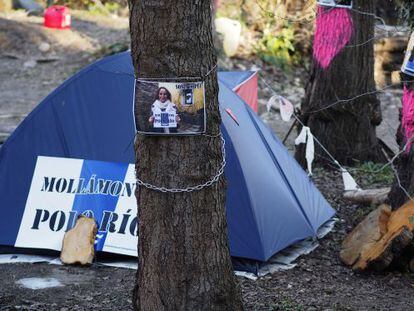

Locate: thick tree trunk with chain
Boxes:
[129,1,243,310]
[295,0,385,166]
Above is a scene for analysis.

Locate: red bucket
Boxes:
[44,6,71,29]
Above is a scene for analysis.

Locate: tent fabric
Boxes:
[218,71,258,112]
[218,71,256,90]
[234,72,258,113]
[0,52,334,262]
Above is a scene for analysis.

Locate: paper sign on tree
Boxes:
[134,80,206,135]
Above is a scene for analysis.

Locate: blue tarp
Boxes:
[0,52,334,262]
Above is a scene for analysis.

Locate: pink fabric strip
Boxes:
[313,6,354,69]
[402,86,414,153]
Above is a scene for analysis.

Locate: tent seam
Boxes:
[245,107,317,236]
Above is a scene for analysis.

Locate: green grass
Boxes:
[350,161,395,187]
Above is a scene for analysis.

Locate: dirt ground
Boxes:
[2,170,414,311]
[1,10,413,311]
[0,10,129,141]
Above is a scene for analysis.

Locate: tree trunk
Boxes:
[295,0,385,166]
[376,0,399,25]
[129,1,243,310]
[346,36,414,270]
[389,74,414,209]
[388,0,414,210]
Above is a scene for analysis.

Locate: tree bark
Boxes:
[388,0,414,210]
[389,74,414,209]
[376,0,399,25]
[295,0,385,166]
[129,1,243,310]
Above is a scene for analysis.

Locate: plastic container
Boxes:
[44,5,71,29]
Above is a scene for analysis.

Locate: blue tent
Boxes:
[0,52,334,262]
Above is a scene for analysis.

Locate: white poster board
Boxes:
[15,156,138,257]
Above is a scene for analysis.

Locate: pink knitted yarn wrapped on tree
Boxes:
[313,6,354,69]
[402,86,414,152]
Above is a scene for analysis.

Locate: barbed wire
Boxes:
[291,113,348,173]
[303,84,395,114]
[375,24,410,34]
[251,1,408,48]
[253,0,400,26]
[261,74,414,203]
[301,81,413,115]
[299,109,414,204]
[390,161,414,203]
[380,117,399,147]
[247,2,414,202]
[351,7,387,28]
[259,74,411,116]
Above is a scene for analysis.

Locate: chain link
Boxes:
[136,134,226,193]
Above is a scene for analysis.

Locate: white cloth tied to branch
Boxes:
[268,93,358,192]
[341,167,359,191]
[278,96,294,122]
[267,95,294,122]
[295,126,314,175]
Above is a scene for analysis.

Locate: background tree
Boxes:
[295,0,385,166]
[129,1,243,309]
[397,0,414,29]
[376,0,399,25]
[388,75,414,206]
[389,1,414,209]
[338,1,414,273]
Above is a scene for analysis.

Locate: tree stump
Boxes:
[340,201,414,271]
[0,0,12,12]
[340,204,391,267]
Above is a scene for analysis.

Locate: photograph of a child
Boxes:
[134,80,206,135]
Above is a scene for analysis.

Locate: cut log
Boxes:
[366,226,413,271]
[341,201,414,271]
[0,0,12,12]
[343,188,390,206]
[340,204,391,266]
[60,216,97,265]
